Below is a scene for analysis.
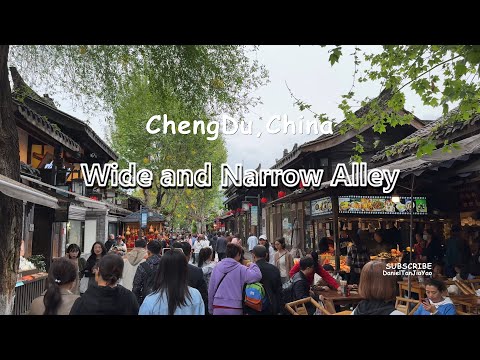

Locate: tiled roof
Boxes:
[371,107,480,164]
[14,100,81,152]
[271,89,396,169]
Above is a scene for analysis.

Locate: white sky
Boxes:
[50,45,443,169]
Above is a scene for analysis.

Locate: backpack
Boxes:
[140,262,158,304]
[280,276,301,311]
[244,282,269,312]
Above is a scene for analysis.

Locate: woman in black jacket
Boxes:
[70,253,139,315]
[81,241,107,293]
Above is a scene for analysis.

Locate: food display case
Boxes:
[14,267,48,315]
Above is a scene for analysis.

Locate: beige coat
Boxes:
[29,289,80,315]
[274,250,293,276]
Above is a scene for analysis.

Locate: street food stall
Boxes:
[120,208,165,249]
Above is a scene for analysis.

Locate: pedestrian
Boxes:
[139,250,205,315]
[70,254,139,315]
[208,243,262,315]
[197,247,216,288]
[245,245,282,315]
[216,232,227,261]
[65,243,86,295]
[258,235,275,264]
[273,237,293,284]
[132,239,161,305]
[81,241,107,294]
[29,258,79,315]
[120,238,148,291]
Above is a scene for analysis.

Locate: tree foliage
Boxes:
[110,74,227,227]
[9,45,268,118]
[294,45,480,160]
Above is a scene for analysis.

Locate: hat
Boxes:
[259,235,267,240]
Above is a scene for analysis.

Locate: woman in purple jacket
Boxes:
[208,243,262,315]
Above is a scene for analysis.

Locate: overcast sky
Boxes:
[51,45,443,169]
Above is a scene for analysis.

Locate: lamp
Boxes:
[392,194,401,203]
[125,226,131,236]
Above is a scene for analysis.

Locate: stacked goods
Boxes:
[376,249,402,263]
[321,256,350,273]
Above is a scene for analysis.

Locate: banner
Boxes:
[338,196,427,215]
[251,206,258,226]
[311,197,333,217]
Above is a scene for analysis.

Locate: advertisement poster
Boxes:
[338,196,427,215]
[311,197,333,217]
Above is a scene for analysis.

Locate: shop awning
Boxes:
[0,174,59,209]
[219,213,234,220]
[20,175,109,210]
[319,132,480,189]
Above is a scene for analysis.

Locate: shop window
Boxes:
[66,220,85,252]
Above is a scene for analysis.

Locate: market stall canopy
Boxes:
[0,174,59,209]
[121,209,165,223]
[21,175,108,210]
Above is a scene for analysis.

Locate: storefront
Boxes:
[121,209,165,249]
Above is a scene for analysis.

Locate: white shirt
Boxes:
[247,236,258,251]
[268,246,275,265]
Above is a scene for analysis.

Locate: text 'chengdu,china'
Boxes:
[145,114,334,140]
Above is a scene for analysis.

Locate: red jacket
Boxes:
[289,262,339,289]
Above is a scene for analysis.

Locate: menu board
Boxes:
[338,196,427,215]
[311,197,333,216]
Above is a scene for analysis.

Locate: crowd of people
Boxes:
[26,227,480,315]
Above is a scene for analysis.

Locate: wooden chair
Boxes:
[285,297,332,315]
[452,297,479,315]
[395,296,421,315]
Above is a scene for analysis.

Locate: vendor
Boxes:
[370,230,391,256]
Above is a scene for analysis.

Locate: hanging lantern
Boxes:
[248,202,253,207]
[154,228,159,235]
[278,191,286,198]
[149,225,154,233]
[261,197,268,204]
[125,226,131,236]
[299,182,304,189]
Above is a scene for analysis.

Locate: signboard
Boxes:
[311,197,333,217]
[141,209,148,227]
[251,206,258,226]
[338,196,427,215]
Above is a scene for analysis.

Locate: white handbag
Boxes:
[79,276,89,294]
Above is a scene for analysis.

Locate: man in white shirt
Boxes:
[259,235,275,265]
[247,233,258,252]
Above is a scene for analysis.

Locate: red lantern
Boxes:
[299,182,304,189]
[261,197,268,204]
[248,202,253,207]
[278,191,286,198]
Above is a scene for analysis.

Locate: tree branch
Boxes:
[397,53,462,93]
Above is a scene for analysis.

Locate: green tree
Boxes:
[0,45,267,314]
[110,74,227,228]
[292,45,480,160]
